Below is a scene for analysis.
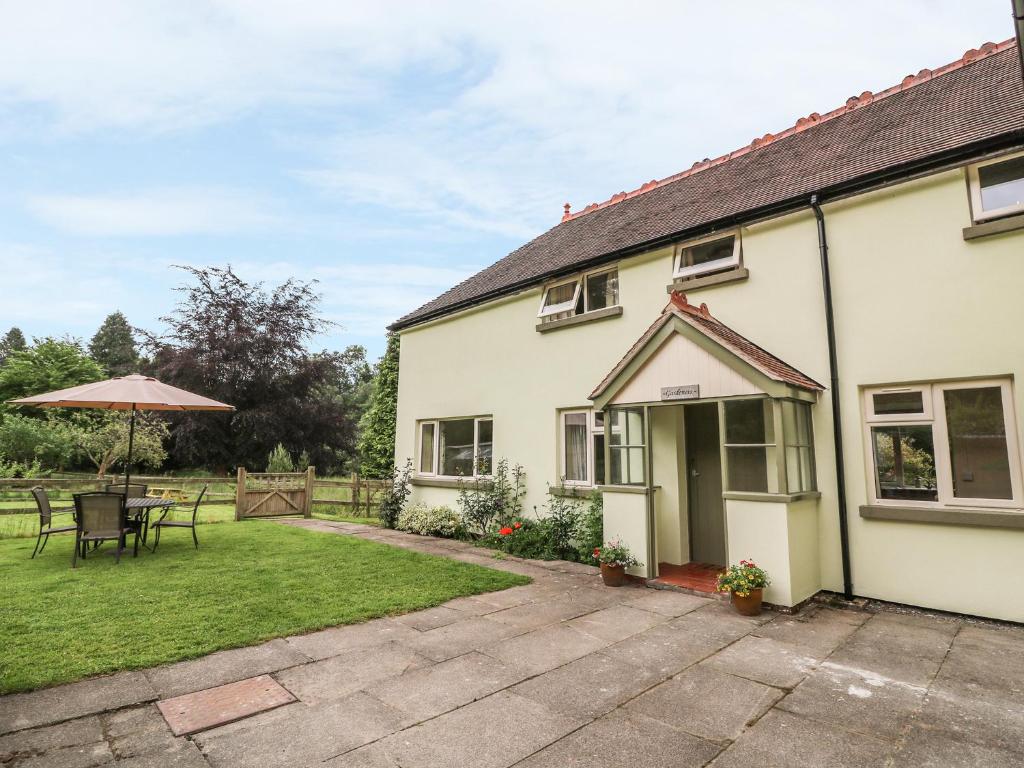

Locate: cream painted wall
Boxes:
[395,155,1024,621]
[602,489,652,577]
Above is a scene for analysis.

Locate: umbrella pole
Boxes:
[124,404,136,494]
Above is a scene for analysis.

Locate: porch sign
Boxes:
[661,384,700,401]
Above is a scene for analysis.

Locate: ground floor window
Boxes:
[721,397,816,495]
[561,409,605,486]
[608,407,645,485]
[417,416,493,478]
[864,379,1021,507]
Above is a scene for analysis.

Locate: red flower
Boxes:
[499,527,513,536]
[513,521,522,529]
[593,547,601,559]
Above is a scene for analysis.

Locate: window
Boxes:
[417,417,493,478]
[608,407,645,485]
[673,232,741,280]
[724,399,776,493]
[782,400,816,493]
[864,380,1021,508]
[561,409,606,486]
[538,268,619,322]
[968,152,1024,221]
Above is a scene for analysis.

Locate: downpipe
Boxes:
[810,195,854,601]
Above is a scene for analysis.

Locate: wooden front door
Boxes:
[685,403,726,566]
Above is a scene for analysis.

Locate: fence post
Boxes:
[353,472,362,516]
[304,466,315,518]
[235,467,246,521]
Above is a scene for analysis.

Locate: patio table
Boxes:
[125,497,175,551]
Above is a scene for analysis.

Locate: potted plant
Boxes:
[717,560,771,615]
[593,539,641,587]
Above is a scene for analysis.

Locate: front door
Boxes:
[684,402,726,566]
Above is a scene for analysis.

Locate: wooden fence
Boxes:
[0,471,390,517]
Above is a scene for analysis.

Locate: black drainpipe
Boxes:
[810,194,854,601]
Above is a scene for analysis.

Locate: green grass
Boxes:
[0,522,528,693]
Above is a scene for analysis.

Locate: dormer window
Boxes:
[968,151,1024,222]
[672,232,741,279]
[538,268,619,323]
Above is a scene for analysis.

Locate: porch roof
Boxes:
[589,291,824,404]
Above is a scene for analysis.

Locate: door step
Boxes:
[650,562,726,598]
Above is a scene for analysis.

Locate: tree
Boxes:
[357,332,399,478]
[89,312,140,376]
[0,413,79,468]
[0,327,26,365]
[72,412,169,478]
[143,265,363,473]
[0,337,105,406]
[266,443,294,472]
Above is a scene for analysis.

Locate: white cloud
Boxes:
[26,187,277,236]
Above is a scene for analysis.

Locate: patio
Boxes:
[1,519,1021,768]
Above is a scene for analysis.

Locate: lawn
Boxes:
[0,521,527,693]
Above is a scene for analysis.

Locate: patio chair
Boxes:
[104,483,149,543]
[104,483,148,497]
[72,492,135,567]
[151,485,206,551]
[30,487,76,559]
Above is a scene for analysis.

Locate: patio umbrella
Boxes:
[7,375,234,492]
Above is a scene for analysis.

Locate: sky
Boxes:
[0,1,1015,360]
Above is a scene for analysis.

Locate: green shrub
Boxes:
[396,503,465,538]
[457,458,525,535]
[379,459,412,529]
[265,443,294,473]
[575,491,603,561]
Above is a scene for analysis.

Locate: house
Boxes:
[390,39,1024,623]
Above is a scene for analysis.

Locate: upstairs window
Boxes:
[864,380,1021,508]
[968,152,1024,222]
[538,268,619,323]
[673,232,741,280]
[418,417,493,478]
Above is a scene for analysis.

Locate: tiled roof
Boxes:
[589,292,824,400]
[393,42,1024,330]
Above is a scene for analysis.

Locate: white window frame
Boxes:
[967,150,1024,222]
[417,416,494,479]
[672,230,742,280]
[537,278,581,318]
[865,386,933,423]
[862,379,1022,510]
[582,267,618,312]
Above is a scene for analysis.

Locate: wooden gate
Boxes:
[235,467,315,520]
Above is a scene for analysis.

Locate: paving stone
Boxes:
[486,595,594,630]
[392,605,465,631]
[911,678,1024,755]
[195,692,410,768]
[0,671,156,735]
[669,602,773,643]
[931,624,1024,708]
[825,613,955,688]
[483,624,608,675]
[0,717,103,763]
[366,651,527,721]
[284,617,421,661]
[703,635,819,689]
[11,740,113,768]
[404,616,522,662]
[708,709,893,768]
[146,638,309,699]
[601,622,724,678]
[112,741,210,768]
[519,708,721,768]
[622,589,711,617]
[890,723,1024,767]
[776,660,926,742]
[566,604,667,643]
[369,691,585,768]
[511,651,660,719]
[101,705,181,758]
[157,674,297,736]
[751,606,867,655]
[628,665,784,743]
[323,742,399,767]
[275,643,429,704]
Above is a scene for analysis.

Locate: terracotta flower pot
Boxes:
[600,562,627,587]
[731,588,764,616]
